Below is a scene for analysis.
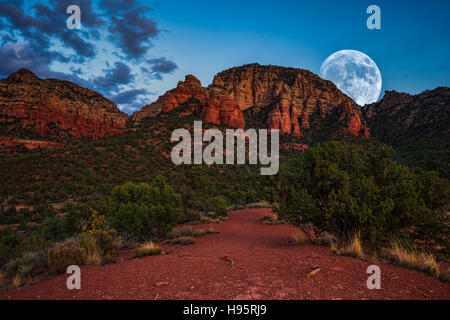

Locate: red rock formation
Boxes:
[0,69,128,142]
[213,63,369,138]
[0,136,64,150]
[133,75,244,128]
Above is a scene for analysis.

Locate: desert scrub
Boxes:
[47,240,87,273]
[78,210,117,261]
[169,226,220,239]
[135,241,162,257]
[4,251,43,280]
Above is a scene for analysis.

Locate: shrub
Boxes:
[46,240,87,273]
[276,141,449,249]
[78,210,117,258]
[107,175,182,240]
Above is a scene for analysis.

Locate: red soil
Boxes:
[1,208,449,300]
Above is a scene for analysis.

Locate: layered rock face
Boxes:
[213,64,369,138]
[132,75,245,128]
[134,64,369,139]
[0,69,128,143]
[363,87,449,144]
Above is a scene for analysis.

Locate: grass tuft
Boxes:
[292,232,306,245]
[380,239,440,278]
[135,241,163,257]
[332,233,364,259]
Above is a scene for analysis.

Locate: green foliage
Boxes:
[276,141,449,249]
[46,239,87,274]
[75,176,183,241]
[78,210,117,257]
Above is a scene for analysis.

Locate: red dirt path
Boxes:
[1,208,449,300]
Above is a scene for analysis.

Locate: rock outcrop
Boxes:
[213,64,369,138]
[134,64,369,139]
[362,87,449,144]
[0,69,128,143]
[132,75,245,128]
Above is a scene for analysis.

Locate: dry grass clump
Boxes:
[292,232,306,245]
[331,233,365,259]
[189,216,226,225]
[12,275,22,288]
[135,241,163,257]
[380,239,440,278]
[81,237,103,266]
[169,226,219,239]
[259,214,283,225]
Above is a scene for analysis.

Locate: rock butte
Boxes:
[0,68,128,144]
[133,63,370,139]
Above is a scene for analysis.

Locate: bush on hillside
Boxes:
[276,141,449,249]
[107,175,182,239]
[46,240,87,273]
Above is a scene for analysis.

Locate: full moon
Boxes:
[319,50,382,106]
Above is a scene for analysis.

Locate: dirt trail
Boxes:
[1,208,448,300]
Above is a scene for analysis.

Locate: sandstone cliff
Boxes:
[0,69,128,145]
[213,63,369,138]
[134,63,369,140]
[132,75,245,128]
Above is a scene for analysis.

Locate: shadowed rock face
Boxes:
[0,69,128,143]
[362,87,450,144]
[213,63,369,138]
[132,75,245,128]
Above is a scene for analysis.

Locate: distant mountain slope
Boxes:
[0,69,128,150]
[363,87,450,178]
[363,87,449,144]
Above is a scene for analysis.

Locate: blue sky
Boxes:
[1,0,449,113]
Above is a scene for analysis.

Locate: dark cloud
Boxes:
[147,57,178,74]
[92,62,135,92]
[0,0,176,110]
[102,0,137,11]
[108,6,160,58]
[0,43,67,77]
[109,88,147,105]
[108,88,151,115]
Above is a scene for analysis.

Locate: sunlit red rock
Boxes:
[213,63,369,138]
[133,75,244,128]
[0,69,128,143]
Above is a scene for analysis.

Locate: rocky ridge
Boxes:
[0,69,128,146]
[363,87,449,144]
[132,75,245,128]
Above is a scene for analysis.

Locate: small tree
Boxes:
[108,175,182,240]
[276,141,449,248]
